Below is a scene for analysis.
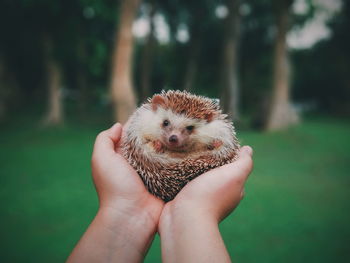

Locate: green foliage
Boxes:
[292,0,350,116]
[0,117,349,262]
[0,0,349,120]
[240,0,275,114]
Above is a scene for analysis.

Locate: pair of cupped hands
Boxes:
[68,123,253,263]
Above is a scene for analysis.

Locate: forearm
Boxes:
[67,206,157,263]
[159,205,231,263]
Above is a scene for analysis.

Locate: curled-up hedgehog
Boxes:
[122,90,240,202]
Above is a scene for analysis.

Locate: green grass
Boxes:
[1,117,349,262]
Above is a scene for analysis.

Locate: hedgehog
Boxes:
[121,90,240,202]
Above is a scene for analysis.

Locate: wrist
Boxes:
[159,202,218,236]
[67,204,159,263]
[100,195,163,225]
[159,202,230,263]
[97,202,159,256]
[98,201,158,233]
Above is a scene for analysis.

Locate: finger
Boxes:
[108,122,123,143]
[234,145,254,180]
[93,123,122,156]
[239,145,253,158]
[204,145,254,185]
[240,188,245,200]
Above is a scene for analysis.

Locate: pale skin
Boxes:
[67,123,253,263]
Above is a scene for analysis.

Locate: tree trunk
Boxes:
[265,0,299,131]
[183,30,200,92]
[221,0,241,121]
[0,54,18,122]
[0,56,7,120]
[42,37,64,126]
[183,5,207,92]
[77,65,88,115]
[77,38,89,116]
[110,0,140,123]
[140,0,156,101]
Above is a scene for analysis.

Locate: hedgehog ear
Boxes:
[205,112,215,122]
[151,95,167,111]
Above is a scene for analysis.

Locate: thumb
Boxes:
[238,145,253,158]
[204,145,253,186]
[93,123,123,157]
[107,123,123,144]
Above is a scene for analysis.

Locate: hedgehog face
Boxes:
[139,104,234,154]
[130,91,236,156]
[157,108,202,152]
[161,119,195,151]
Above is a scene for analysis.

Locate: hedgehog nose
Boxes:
[169,135,178,143]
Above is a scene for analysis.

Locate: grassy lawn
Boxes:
[0,117,349,262]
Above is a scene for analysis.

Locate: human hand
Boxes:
[91,123,163,223]
[67,123,164,262]
[158,146,253,263]
[160,146,253,223]
[91,122,164,225]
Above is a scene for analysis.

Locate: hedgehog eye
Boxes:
[163,120,170,127]
[186,125,194,132]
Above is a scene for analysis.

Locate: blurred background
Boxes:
[0,0,349,262]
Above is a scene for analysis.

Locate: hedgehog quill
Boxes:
[122,90,240,202]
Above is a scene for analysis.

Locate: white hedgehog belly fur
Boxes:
[121,91,240,202]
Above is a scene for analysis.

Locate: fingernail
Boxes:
[242,146,253,156]
[112,122,121,129]
[240,189,245,199]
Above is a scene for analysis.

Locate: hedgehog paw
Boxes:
[208,140,223,150]
[153,140,164,153]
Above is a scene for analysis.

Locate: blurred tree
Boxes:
[239,0,315,129]
[140,0,157,101]
[42,36,64,126]
[293,0,350,116]
[221,0,241,120]
[159,0,224,94]
[157,0,195,91]
[20,0,70,126]
[0,0,42,120]
[76,0,118,117]
[265,0,299,131]
[0,54,19,121]
[76,36,89,115]
[110,0,140,123]
[239,0,274,129]
[0,56,6,120]
[2,0,345,126]
[183,3,207,92]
